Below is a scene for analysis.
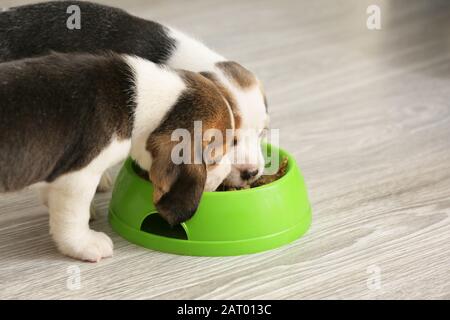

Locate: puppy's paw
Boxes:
[97,172,113,192]
[56,230,113,262]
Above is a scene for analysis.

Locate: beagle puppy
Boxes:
[0,1,270,189]
[0,52,235,261]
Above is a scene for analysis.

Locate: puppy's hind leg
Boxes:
[93,168,117,219]
[96,170,114,192]
[47,171,113,262]
[89,202,97,221]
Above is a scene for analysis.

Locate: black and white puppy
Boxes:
[0,1,270,189]
[0,52,235,261]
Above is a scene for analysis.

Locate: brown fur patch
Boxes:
[176,70,234,152]
[216,61,256,89]
[199,71,242,130]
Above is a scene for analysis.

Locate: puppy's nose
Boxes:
[241,169,259,180]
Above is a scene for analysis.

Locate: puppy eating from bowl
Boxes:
[0,0,270,190]
[0,52,235,262]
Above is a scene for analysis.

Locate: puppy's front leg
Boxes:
[47,171,113,262]
[40,185,97,221]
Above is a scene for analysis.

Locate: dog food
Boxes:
[217,156,289,191]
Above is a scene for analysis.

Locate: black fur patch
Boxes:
[0,53,136,192]
[0,1,175,63]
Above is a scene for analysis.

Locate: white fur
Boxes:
[125,55,186,170]
[167,28,226,72]
[221,84,267,186]
[167,26,267,130]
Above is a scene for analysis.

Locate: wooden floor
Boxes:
[1,0,449,299]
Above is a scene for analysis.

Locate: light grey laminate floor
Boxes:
[0,0,449,299]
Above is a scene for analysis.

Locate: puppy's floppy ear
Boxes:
[147,70,235,226]
[148,140,206,226]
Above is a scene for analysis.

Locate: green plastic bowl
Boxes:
[108,144,311,256]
